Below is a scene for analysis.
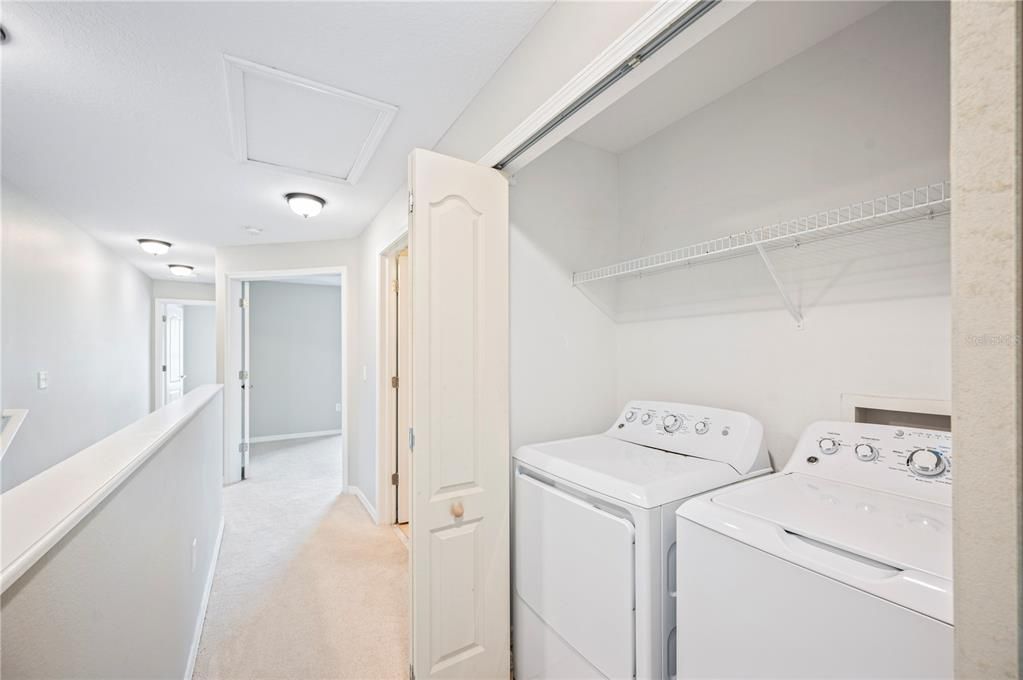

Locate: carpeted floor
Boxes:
[192,436,409,680]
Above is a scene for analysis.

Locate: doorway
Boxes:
[380,237,412,534]
[223,267,348,486]
[154,298,216,409]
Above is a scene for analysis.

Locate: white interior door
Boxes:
[397,249,411,524]
[164,303,185,403]
[409,148,510,680]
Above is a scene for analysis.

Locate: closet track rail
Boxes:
[571,181,951,286]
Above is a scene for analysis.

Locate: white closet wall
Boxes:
[612,2,951,466]
[511,2,952,465]
[509,139,621,451]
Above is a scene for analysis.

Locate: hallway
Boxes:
[193,436,408,679]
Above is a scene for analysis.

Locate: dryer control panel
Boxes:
[608,400,771,476]
[784,421,952,505]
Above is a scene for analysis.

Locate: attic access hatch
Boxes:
[224,56,397,185]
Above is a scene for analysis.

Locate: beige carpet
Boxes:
[192,436,409,680]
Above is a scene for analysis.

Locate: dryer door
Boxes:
[515,467,636,679]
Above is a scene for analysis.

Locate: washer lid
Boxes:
[679,471,953,623]
[713,473,951,579]
[514,435,744,509]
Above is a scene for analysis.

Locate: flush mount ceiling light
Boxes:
[168,264,195,277]
[137,238,172,255]
[285,192,325,219]
[243,226,264,235]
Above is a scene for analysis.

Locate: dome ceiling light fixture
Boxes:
[138,238,172,255]
[285,192,325,219]
[168,264,196,277]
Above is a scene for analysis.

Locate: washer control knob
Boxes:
[640,412,654,426]
[694,420,709,435]
[624,409,638,423]
[662,414,683,433]
[854,443,878,462]
[907,448,946,477]
[818,437,840,455]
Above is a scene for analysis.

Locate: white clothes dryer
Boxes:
[513,401,771,680]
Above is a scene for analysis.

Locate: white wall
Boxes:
[509,139,621,451]
[610,1,950,467]
[1,182,152,492]
[248,281,342,438]
[154,280,215,302]
[1,389,224,679]
[183,305,216,394]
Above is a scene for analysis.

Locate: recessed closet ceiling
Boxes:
[1,2,551,281]
[570,1,886,154]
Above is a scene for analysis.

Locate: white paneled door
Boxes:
[164,303,185,403]
[408,148,510,680]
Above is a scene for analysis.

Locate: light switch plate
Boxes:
[37,371,48,390]
[335,403,342,413]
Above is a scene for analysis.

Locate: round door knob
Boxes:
[854,443,878,461]
[640,412,653,425]
[694,421,709,435]
[663,414,683,433]
[451,501,464,519]
[907,448,946,477]
[818,437,840,455]
[624,410,638,423]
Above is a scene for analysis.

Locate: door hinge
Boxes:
[408,427,415,451]
[238,442,249,453]
[239,297,248,308]
[391,376,399,389]
[391,278,398,293]
[408,192,414,214]
[162,314,167,322]
[391,472,399,486]
[238,370,249,381]
[161,364,167,373]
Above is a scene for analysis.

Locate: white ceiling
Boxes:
[570,1,885,154]
[1,1,551,282]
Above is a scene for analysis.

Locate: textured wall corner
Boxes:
[950,2,1023,678]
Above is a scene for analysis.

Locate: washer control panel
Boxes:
[609,400,771,475]
[787,421,952,505]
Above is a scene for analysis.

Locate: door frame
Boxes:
[377,230,409,525]
[222,266,349,488]
[153,297,216,411]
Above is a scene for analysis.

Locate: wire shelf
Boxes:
[572,181,951,286]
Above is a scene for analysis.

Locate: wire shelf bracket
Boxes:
[755,243,804,329]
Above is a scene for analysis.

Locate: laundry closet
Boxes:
[509,0,951,465]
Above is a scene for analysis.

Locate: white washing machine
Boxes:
[513,400,772,680]
[677,421,953,679]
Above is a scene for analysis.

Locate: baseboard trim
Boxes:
[249,429,342,444]
[349,485,379,524]
[184,515,225,680]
